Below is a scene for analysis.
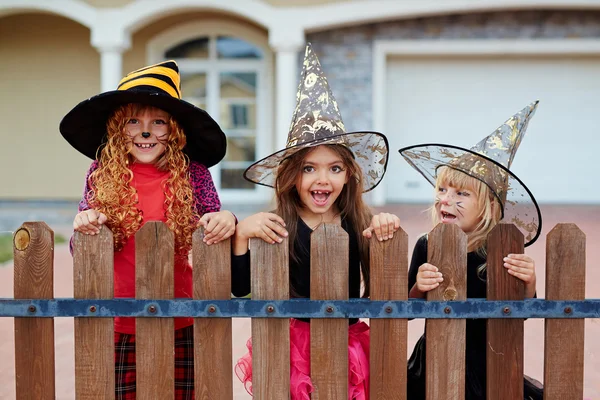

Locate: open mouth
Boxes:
[134,143,157,149]
[441,211,457,222]
[311,190,331,206]
[134,143,158,151]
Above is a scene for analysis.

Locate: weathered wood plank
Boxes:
[250,235,290,399]
[193,227,233,399]
[370,228,408,399]
[486,223,524,400]
[425,223,467,400]
[136,222,175,399]
[13,222,56,400]
[73,228,115,400]
[544,224,585,399]
[311,224,348,400]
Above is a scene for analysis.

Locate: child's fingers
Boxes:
[371,216,383,241]
[74,212,99,235]
[205,215,225,233]
[97,212,108,225]
[362,227,374,238]
[265,213,286,227]
[503,257,533,270]
[506,254,532,263]
[418,282,440,292]
[507,269,533,282]
[259,226,284,244]
[504,263,529,274]
[376,214,391,240]
[421,270,443,279]
[204,223,227,244]
[419,263,439,273]
[199,212,214,228]
[265,219,288,238]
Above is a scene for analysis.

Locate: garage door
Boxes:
[384,55,600,204]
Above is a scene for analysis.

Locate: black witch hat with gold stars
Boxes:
[399,101,542,246]
[244,43,388,192]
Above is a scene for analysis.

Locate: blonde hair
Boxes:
[431,166,502,254]
[275,144,373,297]
[87,103,199,255]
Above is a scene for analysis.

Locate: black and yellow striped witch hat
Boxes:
[60,60,226,167]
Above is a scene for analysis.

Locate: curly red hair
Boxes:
[87,104,200,255]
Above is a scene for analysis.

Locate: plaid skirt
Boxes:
[114,325,194,400]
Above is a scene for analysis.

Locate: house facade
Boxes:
[2,0,600,205]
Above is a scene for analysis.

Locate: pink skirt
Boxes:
[235,318,370,399]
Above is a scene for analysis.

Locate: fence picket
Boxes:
[73,228,115,400]
[193,228,233,399]
[544,224,586,399]
[310,223,349,400]
[370,228,408,399]
[250,236,290,399]
[13,222,56,400]
[486,223,525,400]
[425,224,467,400]
[136,222,175,399]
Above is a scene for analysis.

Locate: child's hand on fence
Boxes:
[503,253,537,297]
[235,212,288,245]
[415,263,444,293]
[363,212,401,241]
[200,210,236,245]
[73,209,107,235]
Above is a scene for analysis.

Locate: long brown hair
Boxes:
[274,144,373,297]
[87,103,199,255]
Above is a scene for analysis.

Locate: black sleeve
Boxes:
[408,235,428,293]
[231,252,251,298]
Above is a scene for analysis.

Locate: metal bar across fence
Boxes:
[1,298,599,318]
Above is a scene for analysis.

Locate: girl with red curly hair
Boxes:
[61,60,235,399]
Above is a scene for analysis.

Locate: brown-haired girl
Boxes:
[231,44,399,400]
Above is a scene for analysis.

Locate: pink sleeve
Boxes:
[78,160,99,212]
[189,161,221,214]
[70,160,99,255]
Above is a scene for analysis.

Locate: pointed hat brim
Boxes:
[399,142,541,246]
[245,131,389,192]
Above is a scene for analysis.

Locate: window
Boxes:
[151,23,271,200]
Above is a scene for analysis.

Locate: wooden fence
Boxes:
[6,220,589,399]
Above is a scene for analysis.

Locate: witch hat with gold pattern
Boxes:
[399,101,542,246]
[244,43,388,192]
[60,60,226,167]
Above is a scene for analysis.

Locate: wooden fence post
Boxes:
[250,235,290,399]
[13,222,56,400]
[73,228,115,399]
[136,222,174,399]
[193,228,233,399]
[486,223,524,400]
[426,223,467,400]
[311,223,348,400]
[370,228,408,399]
[544,224,585,399]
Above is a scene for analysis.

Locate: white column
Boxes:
[91,11,131,93]
[98,48,125,92]
[273,46,303,150]
[269,23,305,150]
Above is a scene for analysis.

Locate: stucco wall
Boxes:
[0,13,99,199]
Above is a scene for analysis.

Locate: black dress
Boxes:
[406,235,543,400]
[231,217,363,324]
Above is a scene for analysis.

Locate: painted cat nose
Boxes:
[141,132,151,138]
